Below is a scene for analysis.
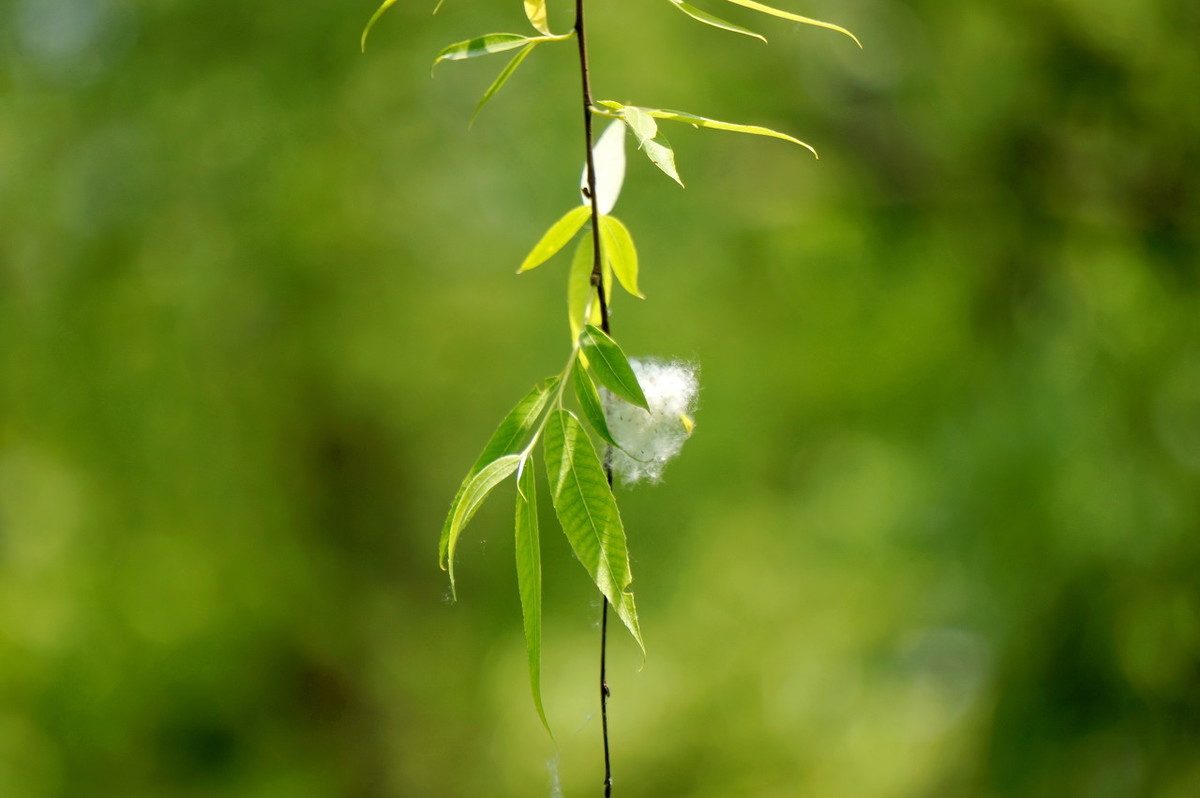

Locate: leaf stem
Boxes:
[574,0,615,793]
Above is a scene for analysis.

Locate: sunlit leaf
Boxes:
[524,0,550,35]
[518,205,591,273]
[621,105,657,142]
[543,409,644,653]
[620,106,684,186]
[604,102,818,159]
[445,455,521,597]
[361,0,402,52]
[598,215,642,298]
[515,460,552,736]
[665,0,767,42]
[567,231,604,341]
[580,324,649,411]
[581,120,626,215]
[721,0,861,47]
[434,34,534,67]
[641,133,684,185]
[473,43,537,122]
[439,379,557,571]
[572,359,619,448]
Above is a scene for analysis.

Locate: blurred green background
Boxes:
[2,0,1199,795]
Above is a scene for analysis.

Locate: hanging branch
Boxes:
[361,0,858,794]
[572,0,618,791]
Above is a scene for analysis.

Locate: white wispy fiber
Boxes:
[546,753,562,798]
[602,358,699,484]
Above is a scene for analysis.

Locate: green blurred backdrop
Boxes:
[2,0,1198,795]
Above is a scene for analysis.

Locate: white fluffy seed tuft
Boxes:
[602,358,699,484]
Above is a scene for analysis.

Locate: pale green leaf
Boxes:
[598,215,642,299]
[567,231,604,341]
[473,43,537,123]
[641,133,684,186]
[543,410,644,653]
[361,0,401,52]
[621,105,658,142]
[445,455,521,597]
[434,34,533,67]
[581,120,626,215]
[439,379,557,570]
[572,359,619,448]
[518,205,591,273]
[665,0,767,42]
[606,105,684,186]
[524,0,550,35]
[640,106,818,158]
[579,324,649,411]
[721,0,861,47]
[515,460,552,736]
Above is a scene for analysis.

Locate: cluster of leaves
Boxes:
[438,322,651,733]
[362,0,858,733]
[362,0,859,147]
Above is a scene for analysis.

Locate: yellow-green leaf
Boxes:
[524,0,550,35]
[665,0,767,42]
[636,105,819,159]
[721,0,860,47]
[543,409,644,654]
[598,215,642,298]
[519,205,591,273]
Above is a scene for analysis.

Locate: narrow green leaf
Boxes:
[524,0,550,35]
[434,34,532,67]
[567,231,604,341]
[361,0,401,52]
[598,215,642,299]
[641,106,818,159]
[543,410,644,653]
[665,0,767,43]
[580,324,649,411]
[519,206,591,273]
[515,460,552,736]
[572,359,619,448]
[439,379,558,570]
[473,43,537,122]
[446,455,521,597]
[721,0,861,47]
